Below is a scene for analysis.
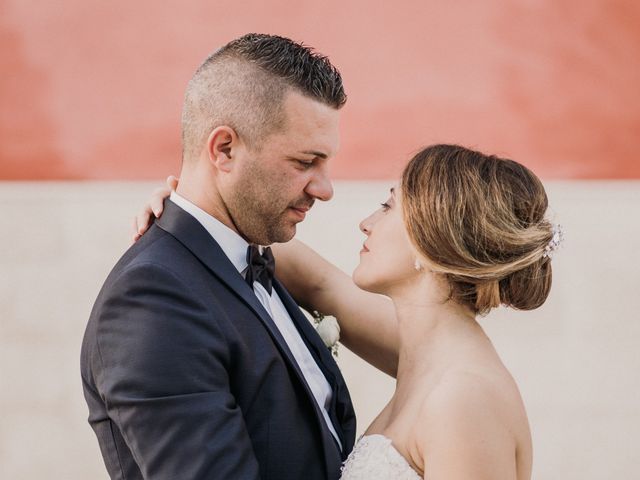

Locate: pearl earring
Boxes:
[414,259,423,271]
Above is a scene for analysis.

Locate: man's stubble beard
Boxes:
[226,172,296,245]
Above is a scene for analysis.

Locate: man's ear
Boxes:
[206,126,239,173]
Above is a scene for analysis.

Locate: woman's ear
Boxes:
[206,126,239,173]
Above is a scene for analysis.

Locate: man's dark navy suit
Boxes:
[81,200,356,479]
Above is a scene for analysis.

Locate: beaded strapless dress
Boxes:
[340,434,422,479]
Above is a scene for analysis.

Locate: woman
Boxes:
[136,144,560,479]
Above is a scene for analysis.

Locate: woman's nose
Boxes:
[359,216,372,235]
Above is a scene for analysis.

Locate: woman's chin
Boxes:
[352,267,383,294]
[352,267,367,290]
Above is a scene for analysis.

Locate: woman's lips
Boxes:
[360,243,370,254]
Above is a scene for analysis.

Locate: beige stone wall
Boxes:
[1,181,639,479]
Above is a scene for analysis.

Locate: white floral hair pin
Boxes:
[542,224,564,259]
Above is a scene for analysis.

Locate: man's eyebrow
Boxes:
[300,150,328,159]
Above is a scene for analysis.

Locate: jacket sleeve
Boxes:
[93,261,260,479]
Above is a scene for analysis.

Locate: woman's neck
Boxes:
[388,279,485,382]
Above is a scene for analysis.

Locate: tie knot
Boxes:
[245,245,275,295]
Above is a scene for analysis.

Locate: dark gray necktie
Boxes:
[245,245,275,295]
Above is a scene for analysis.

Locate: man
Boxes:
[81,34,356,479]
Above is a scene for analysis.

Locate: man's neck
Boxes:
[175,176,240,236]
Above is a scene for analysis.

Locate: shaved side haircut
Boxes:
[181,33,346,162]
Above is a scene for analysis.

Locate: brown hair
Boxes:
[401,144,554,315]
[181,33,346,160]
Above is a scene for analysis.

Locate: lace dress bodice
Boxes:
[340,434,422,479]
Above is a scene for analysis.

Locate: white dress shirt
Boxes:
[169,192,341,449]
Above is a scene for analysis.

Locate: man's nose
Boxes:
[306,170,334,202]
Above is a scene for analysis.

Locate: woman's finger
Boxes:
[150,187,169,217]
[136,206,153,235]
[131,216,140,243]
[167,175,179,191]
[132,177,178,243]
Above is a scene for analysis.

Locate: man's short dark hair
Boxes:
[181,33,346,161]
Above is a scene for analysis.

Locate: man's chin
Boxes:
[261,223,297,245]
[276,225,297,243]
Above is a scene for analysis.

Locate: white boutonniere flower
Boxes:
[311,310,340,357]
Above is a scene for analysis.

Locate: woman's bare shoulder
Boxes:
[409,367,531,479]
[420,365,528,435]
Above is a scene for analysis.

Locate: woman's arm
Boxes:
[133,178,400,376]
[272,240,399,377]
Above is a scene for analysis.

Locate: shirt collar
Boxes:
[169,191,249,273]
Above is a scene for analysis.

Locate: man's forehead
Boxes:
[282,91,340,125]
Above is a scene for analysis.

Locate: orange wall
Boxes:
[1,0,639,180]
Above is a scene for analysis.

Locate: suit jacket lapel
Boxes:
[274,279,357,457]
[155,201,345,451]
[273,280,340,384]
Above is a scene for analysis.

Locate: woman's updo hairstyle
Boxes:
[401,144,555,315]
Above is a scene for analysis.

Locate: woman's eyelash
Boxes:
[380,202,391,211]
